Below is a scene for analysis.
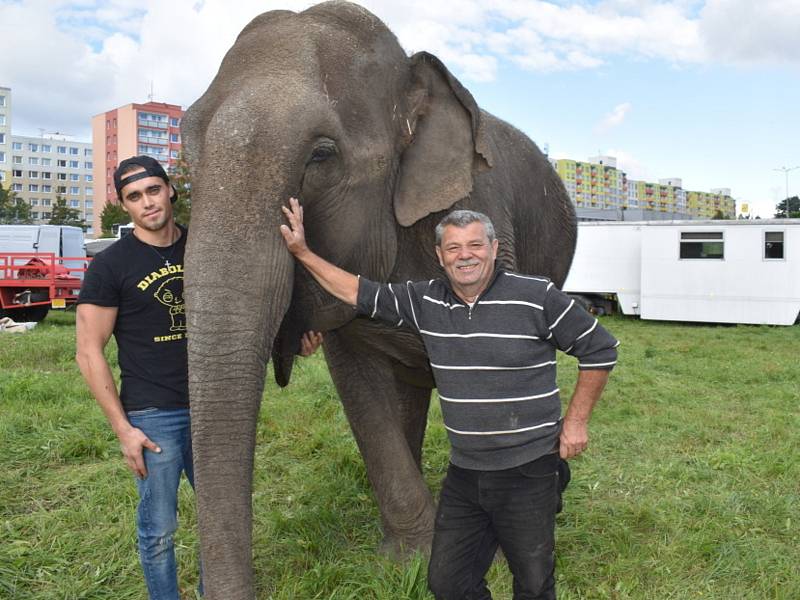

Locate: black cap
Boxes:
[114,155,170,200]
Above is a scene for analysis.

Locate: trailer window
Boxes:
[764,231,784,259]
[680,232,724,259]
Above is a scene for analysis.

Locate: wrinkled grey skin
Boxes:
[182,2,576,597]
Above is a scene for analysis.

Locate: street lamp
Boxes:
[774,166,800,217]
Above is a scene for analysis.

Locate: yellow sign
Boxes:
[741,203,749,213]
[51,298,66,309]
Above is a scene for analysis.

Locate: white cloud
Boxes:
[604,149,652,181]
[2,0,799,140]
[594,102,633,134]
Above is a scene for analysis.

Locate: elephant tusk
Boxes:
[406,118,412,136]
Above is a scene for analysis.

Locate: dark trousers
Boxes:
[427,453,561,600]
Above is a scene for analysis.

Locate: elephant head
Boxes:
[182,2,567,597]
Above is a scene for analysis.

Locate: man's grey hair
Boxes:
[435,210,496,245]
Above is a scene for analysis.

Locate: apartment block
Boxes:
[92,101,183,236]
[8,135,95,233]
[552,155,627,210]
[0,86,10,186]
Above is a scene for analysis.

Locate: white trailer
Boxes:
[563,219,800,326]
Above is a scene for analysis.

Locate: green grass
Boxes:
[1,311,798,599]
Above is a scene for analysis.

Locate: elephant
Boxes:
[181,1,576,597]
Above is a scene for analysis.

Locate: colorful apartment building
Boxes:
[91,101,184,236]
[552,155,736,219]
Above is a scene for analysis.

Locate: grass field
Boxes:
[1,310,798,599]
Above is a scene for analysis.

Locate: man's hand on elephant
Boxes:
[280,197,308,256]
[559,417,589,460]
[118,425,161,479]
[299,331,323,356]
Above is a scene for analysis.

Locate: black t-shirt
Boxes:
[78,226,188,411]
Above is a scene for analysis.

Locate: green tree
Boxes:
[774,196,800,218]
[48,195,86,229]
[100,201,130,237]
[712,209,729,220]
[170,154,191,226]
[0,183,33,224]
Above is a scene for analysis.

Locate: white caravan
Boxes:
[563,219,800,326]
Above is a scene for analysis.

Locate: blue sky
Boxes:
[1,0,798,217]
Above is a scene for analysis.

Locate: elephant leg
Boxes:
[393,367,431,470]
[323,329,436,556]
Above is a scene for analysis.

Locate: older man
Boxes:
[281,197,618,600]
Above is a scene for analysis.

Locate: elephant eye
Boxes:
[309,141,337,164]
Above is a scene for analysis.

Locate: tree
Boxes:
[712,209,729,220]
[774,196,800,218]
[0,183,33,224]
[170,154,191,226]
[100,201,130,237]
[48,195,86,229]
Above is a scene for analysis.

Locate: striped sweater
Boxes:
[356,269,619,470]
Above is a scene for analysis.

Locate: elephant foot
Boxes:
[378,530,433,561]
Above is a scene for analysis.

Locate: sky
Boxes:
[1,0,798,217]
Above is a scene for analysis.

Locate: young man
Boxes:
[280,198,618,600]
[76,157,320,599]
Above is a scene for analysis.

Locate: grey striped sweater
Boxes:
[356,269,619,470]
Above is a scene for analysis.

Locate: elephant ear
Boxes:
[394,51,494,227]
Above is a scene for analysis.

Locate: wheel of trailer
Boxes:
[15,305,50,322]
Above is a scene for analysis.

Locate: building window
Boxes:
[0,151,4,163]
[70,173,80,181]
[69,199,80,208]
[0,114,5,125]
[30,198,40,206]
[31,212,39,219]
[69,147,79,155]
[42,184,52,192]
[57,186,67,194]
[170,133,180,143]
[12,169,22,177]
[12,155,22,164]
[28,184,39,192]
[85,161,93,169]
[57,159,67,167]
[41,158,51,166]
[765,231,784,260]
[41,212,51,219]
[28,143,38,152]
[679,231,724,259]
[170,117,181,127]
[41,144,51,153]
[85,201,93,209]
[69,160,79,168]
[57,146,67,154]
[84,148,92,157]
[57,173,67,180]
[42,172,51,179]
[41,199,50,207]
[12,183,23,191]
[85,187,93,196]
[0,133,4,144]
[28,171,39,179]
[12,141,22,150]
[0,95,5,106]
[85,174,93,182]
[70,186,80,195]
[170,150,179,158]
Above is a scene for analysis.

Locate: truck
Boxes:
[0,224,88,322]
[563,219,800,326]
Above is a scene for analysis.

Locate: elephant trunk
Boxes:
[185,221,293,599]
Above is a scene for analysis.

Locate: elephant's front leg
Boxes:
[323,328,436,556]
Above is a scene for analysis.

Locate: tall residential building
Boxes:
[552,155,628,210]
[91,101,184,237]
[552,154,736,219]
[8,135,95,233]
[0,86,11,186]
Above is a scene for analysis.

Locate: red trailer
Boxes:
[0,252,89,322]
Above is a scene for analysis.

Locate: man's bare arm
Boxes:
[280,197,359,306]
[559,369,610,460]
[75,303,160,477]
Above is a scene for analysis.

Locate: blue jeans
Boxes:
[127,407,201,600]
[427,453,561,600]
